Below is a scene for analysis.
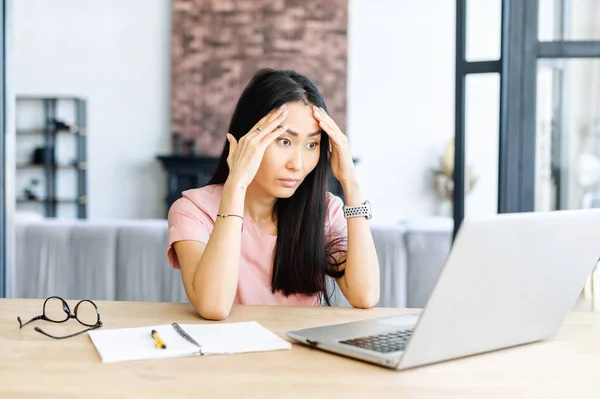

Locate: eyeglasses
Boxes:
[17,296,103,339]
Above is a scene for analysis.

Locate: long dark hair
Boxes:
[208,68,346,305]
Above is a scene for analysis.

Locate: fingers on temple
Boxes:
[260,124,290,147]
[259,108,289,138]
[251,105,287,135]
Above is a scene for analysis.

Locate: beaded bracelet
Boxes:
[217,214,244,231]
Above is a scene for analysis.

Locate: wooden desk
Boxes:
[1,299,600,398]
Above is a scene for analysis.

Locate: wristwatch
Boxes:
[343,200,372,220]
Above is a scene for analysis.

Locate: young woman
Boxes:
[167,69,379,320]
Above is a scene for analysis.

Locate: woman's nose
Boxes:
[286,149,303,171]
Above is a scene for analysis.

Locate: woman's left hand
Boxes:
[312,106,357,187]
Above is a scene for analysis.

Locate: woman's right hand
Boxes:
[226,104,290,188]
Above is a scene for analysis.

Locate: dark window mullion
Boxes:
[454,0,503,239]
[538,41,600,58]
[453,0,467,239]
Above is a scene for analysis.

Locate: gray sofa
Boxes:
[11,215,453,309]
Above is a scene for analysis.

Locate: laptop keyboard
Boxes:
[339,329,414,353]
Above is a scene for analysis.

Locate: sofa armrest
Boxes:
[329,224,408,308]
[115,220,188,303]
[402,217,453,308]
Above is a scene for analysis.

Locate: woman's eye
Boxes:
[307,142,319,150]
[279,138,291,146]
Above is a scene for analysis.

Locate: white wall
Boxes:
[14,0,171,219]
[15,0,501,222]
[348,0,500,223]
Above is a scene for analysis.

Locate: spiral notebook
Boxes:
[88,321,292,363]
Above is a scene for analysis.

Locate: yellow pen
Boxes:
[151,329,167,349]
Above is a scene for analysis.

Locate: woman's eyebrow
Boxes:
[281,127,322,137]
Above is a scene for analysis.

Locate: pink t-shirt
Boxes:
[166,184,348,307]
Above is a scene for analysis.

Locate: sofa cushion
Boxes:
[402,217,453,308]
[15,220,118,301]
[115,219,187,303]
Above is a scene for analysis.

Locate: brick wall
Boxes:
[171,0,348,156]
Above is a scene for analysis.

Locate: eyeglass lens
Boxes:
[43,297,99,326]
[74,300,100,326]
[43,297,70,322]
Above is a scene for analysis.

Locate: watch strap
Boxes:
[343,200,372,220]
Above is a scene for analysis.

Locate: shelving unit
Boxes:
[15,96,87,218]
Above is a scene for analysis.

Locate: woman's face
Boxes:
[252,101,323,198]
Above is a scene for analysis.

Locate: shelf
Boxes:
[17,95,86,101]
[16,126,84,135]
[16,162,85,170]
[17,197,86,204]
[16,96,88,218]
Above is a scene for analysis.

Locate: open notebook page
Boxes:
[178,321,292,355]
[88,321,291,363]
[88,324,198,363]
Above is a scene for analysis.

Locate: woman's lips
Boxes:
[279,179,299,187]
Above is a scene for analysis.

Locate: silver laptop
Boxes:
[286,208,600,370]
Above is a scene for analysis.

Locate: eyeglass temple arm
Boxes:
[17,315,44,329]
[34,323,101,340]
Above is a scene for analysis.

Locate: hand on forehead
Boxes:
[278,101,321,138]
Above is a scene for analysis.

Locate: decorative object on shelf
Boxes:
[32,145,55,165]
[22,178,41,200]
[15,96,88,219]
[432,138,478,216]
[51,118,78,133]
